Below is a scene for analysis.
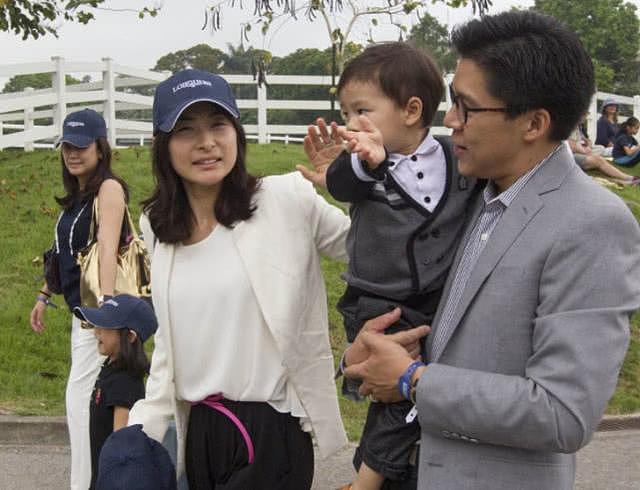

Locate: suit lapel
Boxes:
[431,146,573,362]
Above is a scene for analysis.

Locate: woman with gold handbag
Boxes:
[29,108,129,490]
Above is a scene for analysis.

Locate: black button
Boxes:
[431,228,440,238]
[417,172,424,179]
[436,255,445,263]
[424,196,431,203]
[411,155,418,161]
[388,161,395,167]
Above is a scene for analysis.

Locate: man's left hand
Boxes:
[344,327,429,403]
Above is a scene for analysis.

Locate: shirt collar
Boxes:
[388,132,439,160]
[484,144,563,208]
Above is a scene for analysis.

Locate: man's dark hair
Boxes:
[56,137,129,209]
[337,42,444,128]
[142,109,261,244]
[451,11,595,141]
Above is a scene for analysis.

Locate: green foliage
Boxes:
[408,12,457,73]
[2,73,82,94]
[0,0,158,40]
[153,44,227,74]
[534,0,640,94]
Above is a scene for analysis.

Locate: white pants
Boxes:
[66,316,103,490]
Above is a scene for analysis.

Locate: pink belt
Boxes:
[192,394,255,464]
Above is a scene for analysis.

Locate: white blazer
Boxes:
[128,172,350,477]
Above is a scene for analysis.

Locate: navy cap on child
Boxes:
[152,68,240,134]
[97,424,176,490]
[57,108,108,148]
[74,294,158,343]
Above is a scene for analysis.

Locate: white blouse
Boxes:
[168,225,309,427]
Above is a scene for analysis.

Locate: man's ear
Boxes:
[523,108,552,143]
[404,96,424,127]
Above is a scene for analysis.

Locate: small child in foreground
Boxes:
[74,294,158,490]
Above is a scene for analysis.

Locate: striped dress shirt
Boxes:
[430,145,562,361]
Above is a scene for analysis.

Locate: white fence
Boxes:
[1,58,640,151]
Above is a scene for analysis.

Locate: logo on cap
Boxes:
[172,79,213,94]
[67,121,85,127]
[104,299,119,307]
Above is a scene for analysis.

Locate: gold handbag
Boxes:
[77,198,151,308]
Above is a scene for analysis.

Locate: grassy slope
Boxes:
[0,145,638,441]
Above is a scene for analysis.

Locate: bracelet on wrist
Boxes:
[39,289,51,298]
[36,294,58,309]
[398,360,425,401]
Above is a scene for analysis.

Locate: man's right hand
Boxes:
[344,307,429,368]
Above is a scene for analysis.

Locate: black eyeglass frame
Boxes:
[448,84,508,124]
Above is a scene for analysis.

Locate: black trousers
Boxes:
[185,401,314,489]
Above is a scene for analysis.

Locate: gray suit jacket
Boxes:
[416,145,640,490]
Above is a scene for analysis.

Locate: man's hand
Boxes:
[335,115,386,169]
[344,327,429,403]
[297,118,345,188]
[345,307,425,367]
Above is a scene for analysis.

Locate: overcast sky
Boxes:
[4,0,638,89]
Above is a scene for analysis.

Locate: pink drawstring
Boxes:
[192,394,255,464]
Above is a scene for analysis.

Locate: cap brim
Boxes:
[156,98,239,134]
[56,134,94,148]
[73,306,124,329]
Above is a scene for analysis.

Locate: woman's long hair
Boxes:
[142,112,261,244]
[56,137,129,209]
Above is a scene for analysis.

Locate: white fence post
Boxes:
[102,57,117,147]
[24,87,34,152]
[634,95,640,120]
[51,56,67,139]
[257,83,267,144]
[589,93,598,141]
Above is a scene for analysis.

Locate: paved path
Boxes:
[1,430,638,489]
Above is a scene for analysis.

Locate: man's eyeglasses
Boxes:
[448,84,507,125]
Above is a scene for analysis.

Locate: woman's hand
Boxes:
[297,118,345,189]
[30,299,47,333]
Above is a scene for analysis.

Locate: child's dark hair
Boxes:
[142,107,261,243]
[618,117,640,136]
[337,42,444,128]
[56,137,129,209]
[111,330,150,378]
[451,11,594,141]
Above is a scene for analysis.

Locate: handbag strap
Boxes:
[88,196,139,244]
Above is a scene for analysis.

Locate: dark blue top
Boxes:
[55,197,94,310]
[613,133,638,159]
[595,117,618,147]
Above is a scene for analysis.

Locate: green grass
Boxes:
[0,145,639,441]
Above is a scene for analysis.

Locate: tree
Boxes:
[409,12,456,74]
[534,0,640,94]
[153,44,227,74]
[2,72,81,93]
[0,0,158,40]
[204,0,492,73]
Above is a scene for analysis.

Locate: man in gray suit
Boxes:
[344,10,640,490]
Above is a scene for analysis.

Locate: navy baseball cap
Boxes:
[97,425,176,490]
[74,294,158,342]
[57,108,107,148]
[153,68,240,134]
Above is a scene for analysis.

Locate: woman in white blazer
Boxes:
[127,69,350,489]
